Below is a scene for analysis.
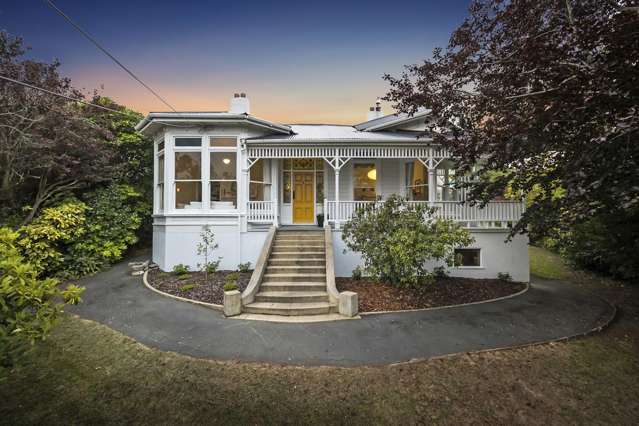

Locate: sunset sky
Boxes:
[1,0,471,124]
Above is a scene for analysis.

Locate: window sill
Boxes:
[454,266,484,270]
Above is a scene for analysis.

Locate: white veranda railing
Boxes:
[247,201,274,223]
[324,200,524,228]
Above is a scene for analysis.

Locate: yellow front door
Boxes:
[293,172,314,223]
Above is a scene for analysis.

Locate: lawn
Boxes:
[1,248,638,425]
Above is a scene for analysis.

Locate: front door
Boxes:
[293,172,314,223]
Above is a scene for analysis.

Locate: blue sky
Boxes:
[1,0,471,123]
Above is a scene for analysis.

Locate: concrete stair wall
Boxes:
[243,229,337,316]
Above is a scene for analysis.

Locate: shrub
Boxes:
[225,272,240,283]
[497,272,512,282]
[203,260,221,275]
[342,195,474,287]
[172,264,190,275]
[179,284,196,292]
[223,282,239,292]
[351,266,363,280]
[18,199,88,275]
[0,227,84,372]
[237,262,252,273]
[433,266,449,279]
[66,184,144,277]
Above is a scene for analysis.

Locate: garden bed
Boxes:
[147,269,252,305]
[336,277,526,312]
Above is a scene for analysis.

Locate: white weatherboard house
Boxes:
[136,94,529,317]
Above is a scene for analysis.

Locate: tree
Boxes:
[383,1,639,276]
[341,195,474,286]
[0,32,120,225]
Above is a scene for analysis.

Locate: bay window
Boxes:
[158,152,164,211]
[437,160,458,201]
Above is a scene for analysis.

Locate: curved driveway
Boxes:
[69,256,615,367]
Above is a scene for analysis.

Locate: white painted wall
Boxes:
[332,229,530,282]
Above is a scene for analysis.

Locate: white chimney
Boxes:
[229,92,250,114]
[366,98,384,121]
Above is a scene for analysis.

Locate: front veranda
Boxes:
[243,144,524,230]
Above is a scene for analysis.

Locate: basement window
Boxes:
[454,248,481,267]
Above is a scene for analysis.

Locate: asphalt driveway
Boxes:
[69,255,615,367]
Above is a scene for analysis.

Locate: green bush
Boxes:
[497,272,512,282]
[225,272,239,283]
[433,266,449,279]
[351,266,363,280]
[179,284,196,292]
[16,184,146,279]
[0,227,84,373]
[341,195,474,287]
[65,184,144,277]
[562,212,639,280]
[237,262,252,273]
[172,264,190,275]
[18,200,88,275]
[223,282,239,292]
[203,260,221,275]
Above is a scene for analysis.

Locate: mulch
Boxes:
[147,269,252,305]
[337,277,526,312]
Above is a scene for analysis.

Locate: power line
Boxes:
[0,74,132,115]
[44,0,177,112]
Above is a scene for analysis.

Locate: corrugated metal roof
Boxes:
[135,112,292,134]
[354,108,431,131]
[246,124,430,143]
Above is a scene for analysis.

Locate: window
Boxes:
[175,152,202,209]
[210,152,237,208]
[249,159,268,201]
[405,160,429,201]
[283,171,291,203]
[175,137,202,147]
[316,170,324,201]
[437,160,459,201]
[353,163,377,201]
[158,154,164,210]
[454,248,481,267]
[209,137,237,209]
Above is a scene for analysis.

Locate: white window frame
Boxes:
[454,247,483,269]
[208,135,239,211]
[172,136,204,211]
[155,138,165,214]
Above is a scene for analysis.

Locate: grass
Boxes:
[1,248,638,425]
[529,245,572,280]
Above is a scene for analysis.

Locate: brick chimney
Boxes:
[229,92,250,114]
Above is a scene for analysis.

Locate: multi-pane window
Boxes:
[454,248,481,267]
[353,163,377,201]
[209,137,237,208]
[405,160,429,201]
[174,151,202,209]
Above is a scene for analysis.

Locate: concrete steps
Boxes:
[244,229,336,316]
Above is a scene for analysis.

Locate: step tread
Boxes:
[264,273,326,277]
[266,265,326,269]
[245,302,335,309]
[255,291,329,297]
[261,281,328,286]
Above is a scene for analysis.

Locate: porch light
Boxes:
[223,158,231,165]
[367,168,377,181]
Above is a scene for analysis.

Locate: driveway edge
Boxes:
[142,270,224,312]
